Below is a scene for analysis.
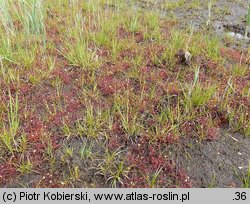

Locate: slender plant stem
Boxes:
[245,0,250,39]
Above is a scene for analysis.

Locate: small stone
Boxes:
[235,33,244,40]
[176,50,192,65]
[227,32,235,37]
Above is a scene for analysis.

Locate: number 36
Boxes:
[234,192,247,200]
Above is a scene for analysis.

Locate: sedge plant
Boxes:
[0,90,20,154]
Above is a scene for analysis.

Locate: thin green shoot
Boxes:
[245,1,250,39]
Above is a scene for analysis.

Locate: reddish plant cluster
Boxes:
[22,116,53,166]
[19,83,33,96]
[134,31,144,43]
[107,133,127,151]
[181,121,196,137]
[141,66,169,83]
[102,61,132,75]
[98,75,129,96]
[36,173,64,188]
[208,106,228,127]
[1,1,249,188]
[124,136,192,188]
[23,116,44,142]
[0,162,16,186]
[162,132,179,145]
[51,67,79,85]
[48,100,81,128]
[158,82,182,96]
[220,48,249,64]
[196,116,220,141]
[117,27,144,43]
[117,27,131,40]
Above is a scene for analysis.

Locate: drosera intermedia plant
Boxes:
[0,0,249,188]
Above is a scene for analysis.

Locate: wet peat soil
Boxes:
[1,0,250,188]
[135,0,250,188]
[137,0,249,48]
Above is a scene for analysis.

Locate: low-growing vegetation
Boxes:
[0,0,249,188]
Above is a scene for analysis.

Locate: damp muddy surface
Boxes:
[135,0,249,49]
[1,0,249,189]
[175,131,250,187]
[4,137,108,188]
[6,131,250,188]
[134,1,250,187]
